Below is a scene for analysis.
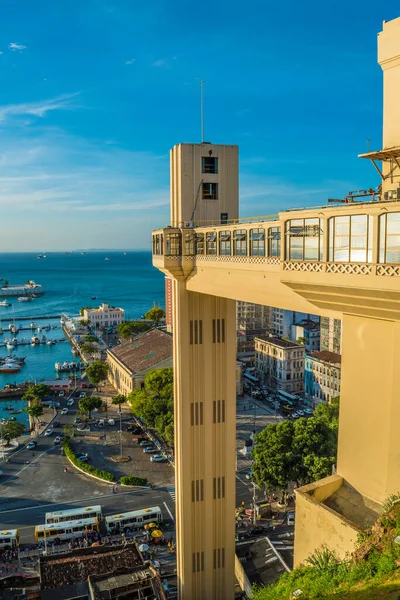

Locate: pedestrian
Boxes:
[112,485,116,494]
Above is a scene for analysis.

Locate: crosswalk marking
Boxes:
[165,486,176,502]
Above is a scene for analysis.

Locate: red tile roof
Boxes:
[107,329,173,375]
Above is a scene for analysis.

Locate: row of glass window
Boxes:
[153,212,400,263]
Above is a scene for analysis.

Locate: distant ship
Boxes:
[80,252,86,255]
[105,257,111,261]
[123,252,127,255]
[0,300,10,306]
[0,281,44,298]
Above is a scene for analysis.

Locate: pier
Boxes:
[0,314,79,321]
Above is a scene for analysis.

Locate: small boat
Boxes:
[91,296,97,300]
[105,257,111,261]
[0,361,21,373]
[30,322,36,329]
[9,410,22,415]
[123,252,127,255]
[6,343,14,351]
[71,348,79,356]
[12,338,18,345]
[37,254,43,259]
[18,297,31,302]
[41,335,47,343]
[0,300,10,307]
[36,327,42,333]
[31,336,40,344]
[4,405,13,411]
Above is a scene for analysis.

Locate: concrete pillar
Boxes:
[172,280,236,599]
[337,314,400,503]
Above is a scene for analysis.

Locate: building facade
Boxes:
[107,329,173,395]
[320,317,342,354]
[291,319,320,352]
[304,350,341,406]
[255,336,305,394]
[236,301,270,364]
[83,303,125,328]
[165,277,173,333]
[270,308,319,339]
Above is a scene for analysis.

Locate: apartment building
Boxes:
[291,319,320,352]
[320,317,342,354]
[255,335,305,394]
[270,308,319,338]
[236,301,270,364]
[304,350,341,405]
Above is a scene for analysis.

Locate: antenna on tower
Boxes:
[200,80,204,143]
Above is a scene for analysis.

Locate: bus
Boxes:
[277,390,299,405]
[105,506,162,533]
[35,517,99,543]
[0,530,19,549]
[45,505,102,524]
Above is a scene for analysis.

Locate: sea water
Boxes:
[0,251,164,387]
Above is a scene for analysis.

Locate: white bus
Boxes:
[0,530,19,549]
[45,505,102,524]
[105,506,162,532]
[35,517,99,543]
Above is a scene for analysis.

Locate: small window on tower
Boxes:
[202,182,218,200]
[202,156,218,174]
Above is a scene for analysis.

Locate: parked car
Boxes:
[292,411,300,418]
[49,402,61,408]
[150,454,168,463]
[52,420,60,428]
[143,446,157,453]
[59,391,65,397]
[80,383,87,388]
[61,408,68,415]
[74,417,80,424]
[127,424,141,432]
[67,399,74,406]
[139,439,153,447]
[27,440,37,450]
[130,428,142,435]
[297,409,305,417]
[77,454,89,462]
[108,419,115,426]
[98,419,105,427]
[54,436,62,445]
[79,392,86,398]
[287,512,295,526]
[44,428,53,437]
[245,471,254,480]
[304,408,313,415]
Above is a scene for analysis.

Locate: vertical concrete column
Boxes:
[337,314,400,503]
[173,280,236,600]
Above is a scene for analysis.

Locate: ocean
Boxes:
[0,251,165,388]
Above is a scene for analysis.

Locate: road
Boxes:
[0,388,176,544]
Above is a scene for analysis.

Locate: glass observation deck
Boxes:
[152,200,400,278]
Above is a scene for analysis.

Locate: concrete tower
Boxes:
[171,143,239,599]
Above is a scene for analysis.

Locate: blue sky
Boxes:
[0,0,398,251]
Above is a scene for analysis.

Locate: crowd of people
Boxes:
[0,548,19,576]
[37,530,103,551]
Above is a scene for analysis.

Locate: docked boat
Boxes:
[4,405,13,410]
[47,339,56,345]
[36,327,42,333]
[31,336,40,344]
[18,297,32,302]
[12,338,18,345]
[71,348,79,356]
[41,335,47,343]
[0,361,21,373]
[9,410,21,415]
[0,300,10,307]
[0,321,3,334]
[30,322,36,329]
[5,343,14,351]
[10,325,18,335]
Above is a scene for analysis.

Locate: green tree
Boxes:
[63,424,73,438]
[80,306,94,316]
[22,383,50,401]
[117,321,152,339]
[145,368,173,399]
[80,343,97,356]
[314,396,340,430]
[111,394,126,412]
[144,305,165,326]
[86,360,108,389]
[297,336,307,346]
[252,411,338,492]
[78,396,103,418]
[23,399,44,430]
[2,421,25,444]
[83,334,98,343]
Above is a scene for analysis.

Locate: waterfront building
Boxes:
[291,318,320,352]
[320,316,342,354]
[151,16,400,597]
[83,303,125,328]
[106,328,173,395]
[304,350,341,406]
[236,301,270,365]
[255,335,305,394]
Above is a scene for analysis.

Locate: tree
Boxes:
[117,321,152,339]
[112,394,126,412]
[1,421,25,445]
[86,360,108,389]
[144,305,165,326]
[127,368,174,445]
[23,399,44,430]
[78,396,103,418]
[252,411,338,492]
[80,343,97,356]
[22,383,50,401]
[80,306,94,316]
[297,336,307,346]
[83,334,98,343]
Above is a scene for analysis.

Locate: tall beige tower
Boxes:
[170,143,239,599]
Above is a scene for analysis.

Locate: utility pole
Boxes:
[252,482,257,526]
[119,411,123,458]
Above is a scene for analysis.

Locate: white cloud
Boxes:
[125,58,135,65]
[152,58,168,68]
[8,42,27,52]
[0,93,81,123]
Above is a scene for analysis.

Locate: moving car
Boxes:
[98,419,105,427]
[79,392,86,398]
[287,512,295,526]
[61,408,68,415]
[150,454,168,463]
[67,399,74,406]
[52,420,60,428]
[143,446,157,453]
[108,419,115,426]
[76,454,89,462]
[44,428,53,437]
[53,436,62,445]
[27,440,37,450]
[59,391,65,397]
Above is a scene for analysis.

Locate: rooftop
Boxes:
[309,350,342,365]
[255,335,303,349]
[236,536,292,589]
[108,328,173,375]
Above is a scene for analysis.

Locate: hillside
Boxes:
[253,496,400,600]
